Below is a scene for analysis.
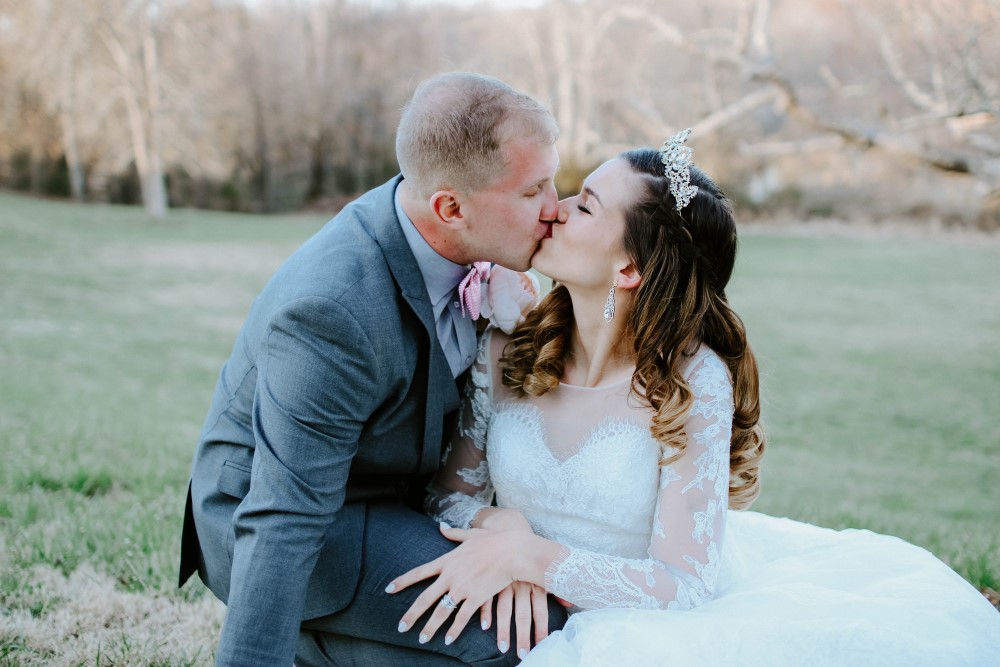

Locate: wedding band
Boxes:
[440,593,459,609]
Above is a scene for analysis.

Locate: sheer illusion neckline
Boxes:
[558,376,632,391]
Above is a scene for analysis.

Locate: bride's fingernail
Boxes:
[519,648,528,659]
[481,618,489,630]
[419,633,430,644]
[440,521,451,530]
[499,640,509,653]
[385,583,396,593]
[397,621,407,632]
[445,635,454,646]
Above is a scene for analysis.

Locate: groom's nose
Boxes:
[539,182,559,222]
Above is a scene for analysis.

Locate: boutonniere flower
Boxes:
[479,265,541,334]
[459,263,541,334]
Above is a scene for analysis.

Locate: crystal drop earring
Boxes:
[603,279,618,323]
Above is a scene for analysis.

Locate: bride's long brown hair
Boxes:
[500,148,765,509]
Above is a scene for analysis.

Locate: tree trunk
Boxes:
[58,57,85,200]
[101,3,167,218]
[141,6,167,217]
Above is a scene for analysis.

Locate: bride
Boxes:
[388,132,1000,665]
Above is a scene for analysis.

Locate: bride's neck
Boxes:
[563,290,634,388]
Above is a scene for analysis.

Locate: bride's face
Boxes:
[531,157,641,289]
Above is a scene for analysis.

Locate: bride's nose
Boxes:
[554,198,571,224]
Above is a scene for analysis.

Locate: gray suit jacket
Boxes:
[179,176,460,665]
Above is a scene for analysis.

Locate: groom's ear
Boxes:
[616,264,641,291]
[429,190,466,228]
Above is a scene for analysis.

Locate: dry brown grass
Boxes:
[0,563,224,666]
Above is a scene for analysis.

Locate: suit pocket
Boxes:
[217,460,252,499]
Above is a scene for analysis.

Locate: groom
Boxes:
[179,72,563,666]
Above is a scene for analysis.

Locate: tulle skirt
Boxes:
[523,511,1000,666]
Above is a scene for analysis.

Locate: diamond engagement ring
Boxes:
[440,593,459,609]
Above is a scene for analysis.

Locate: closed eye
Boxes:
[577,204,591,214]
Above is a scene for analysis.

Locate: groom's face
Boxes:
[461,138,559,271]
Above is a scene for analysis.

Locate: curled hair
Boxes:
[502,148,765,509]
[500,284,573,397]
[395,72,558,198]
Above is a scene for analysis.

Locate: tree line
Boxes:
[0,0,997,227]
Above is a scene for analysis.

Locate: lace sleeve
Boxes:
[543,352,733,611]
[425,329,497,529]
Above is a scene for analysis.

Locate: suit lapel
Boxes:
[370,177,459,473]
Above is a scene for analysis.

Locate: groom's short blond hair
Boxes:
[395,72,558,199]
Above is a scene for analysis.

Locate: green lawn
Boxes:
[732,230,1000,590]
[1,192,997,664]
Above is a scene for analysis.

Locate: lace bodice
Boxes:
[426,328,734,612]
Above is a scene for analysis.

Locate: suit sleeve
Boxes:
[217,295,380,666]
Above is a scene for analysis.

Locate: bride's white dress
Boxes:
[426,330,1000,666]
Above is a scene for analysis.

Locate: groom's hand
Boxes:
[488,581,549,660]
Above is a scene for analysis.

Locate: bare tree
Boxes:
[0,0,101,199]
[844,0,999,184]
[1,0,996,222]
[520,0,999,219]
[98,0,169,217]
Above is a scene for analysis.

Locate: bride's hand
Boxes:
[386,523,547,658]
[474,510,549,656]
[474,507,533,534]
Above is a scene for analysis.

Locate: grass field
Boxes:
[1,192,998,665]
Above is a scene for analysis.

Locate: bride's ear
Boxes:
[615,263,641,291]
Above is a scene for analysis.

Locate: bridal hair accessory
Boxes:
[659,129,699,212]
[603,279,618,323]
[439,593,459,609]
[459,263,542,334]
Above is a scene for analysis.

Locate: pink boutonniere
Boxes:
[459,263,541,334]
[479,265,541,334]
